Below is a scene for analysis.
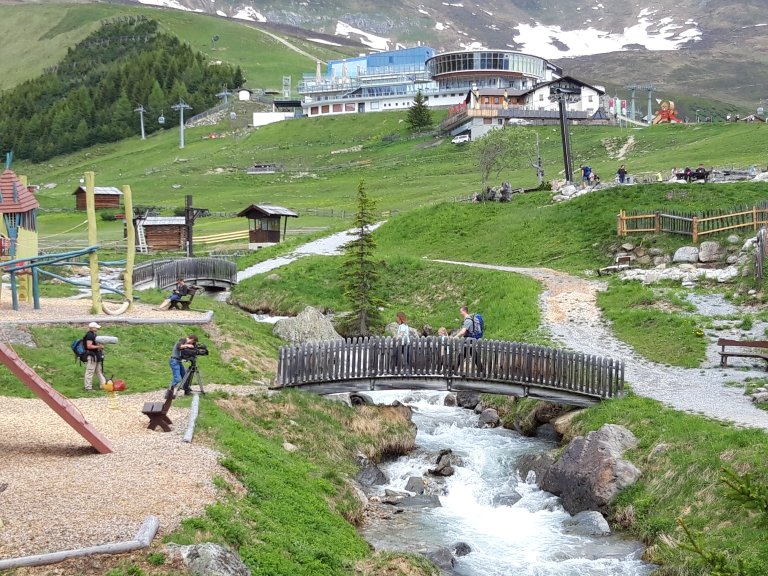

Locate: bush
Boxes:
[100,210,118,221]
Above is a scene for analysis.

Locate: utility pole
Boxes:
[134,105,146,139]
[171,100,192,149]
[549,80,582,184]
[625,85,637,122]
[216,85,232,106]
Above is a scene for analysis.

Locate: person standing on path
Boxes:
[617,164,627,184]
[83,321,106,391]
[393,312,411,372]
[169,334,198,395]
[456,306,483,373]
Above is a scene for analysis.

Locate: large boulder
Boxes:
[673,246,699,263]
[165,543,251,576]
[356,454,388,487]
[456,390,481,410]
[540,424,641,515]
[273,306,343,343]
[698,241,724,263]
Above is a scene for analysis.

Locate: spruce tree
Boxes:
[340,180,383,337]
[406,90,432,131]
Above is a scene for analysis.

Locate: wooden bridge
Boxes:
[276,336,624,406]
[132,257,237,290]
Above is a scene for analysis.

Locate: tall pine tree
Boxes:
[406,90,432,131]
[340,180,383,337]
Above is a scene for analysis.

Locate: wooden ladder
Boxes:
[136,222,148,253]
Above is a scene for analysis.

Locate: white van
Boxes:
[451,134,470,144]
[507,118,531,126]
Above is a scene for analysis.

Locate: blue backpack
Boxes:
[71,338,87,362]
[470,313,484,339]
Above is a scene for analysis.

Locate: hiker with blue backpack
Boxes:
[82,321,106,391]
[456,306,484,373]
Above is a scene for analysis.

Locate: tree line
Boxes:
[0,16,244,162]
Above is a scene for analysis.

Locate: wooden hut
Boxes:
[237,204,298,249]
[73,186,122,211]
[134,216,187,251]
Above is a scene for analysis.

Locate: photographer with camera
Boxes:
[169,334,199,395]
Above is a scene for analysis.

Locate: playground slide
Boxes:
[0,342,113,454]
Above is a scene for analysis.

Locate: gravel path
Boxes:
[435,260,768,430]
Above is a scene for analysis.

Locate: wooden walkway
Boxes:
[132,257,237,289]
[276,336,625,406]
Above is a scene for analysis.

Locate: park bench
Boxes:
[169,285,200,311]
[141,386,176,431]
[676,171,710,183]
[597,255,632,276]
[717,339,768,371]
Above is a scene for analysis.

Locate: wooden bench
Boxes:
[141,387,176,432]
[169,286,199,311]
[717,339,768,371]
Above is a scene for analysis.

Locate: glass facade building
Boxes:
[426,50,550,91]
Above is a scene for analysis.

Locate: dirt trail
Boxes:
[434,260,768,430]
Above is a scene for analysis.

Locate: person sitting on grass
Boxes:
[156,278,193,311]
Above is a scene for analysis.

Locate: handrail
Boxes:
[277,336,624,404]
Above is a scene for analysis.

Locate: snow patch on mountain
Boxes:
[233,6,267,22]
[514,11,701,59]
[136,0,197,11]
[335,21,390,50]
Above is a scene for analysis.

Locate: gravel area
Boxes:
[0,384,264,563]
[435,260,768,430]
[0,294,211,325]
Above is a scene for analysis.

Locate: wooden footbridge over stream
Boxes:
[276,337,625,406]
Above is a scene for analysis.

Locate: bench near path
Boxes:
[432,259,768,430]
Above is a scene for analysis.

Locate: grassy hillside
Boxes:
[0,1,352,93]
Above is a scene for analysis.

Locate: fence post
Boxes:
[754,206,758,231]
[692,216,698,243]
[617,211,624,236]
[654,211,660,233]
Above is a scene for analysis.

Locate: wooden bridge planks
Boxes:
[277,336,624,402]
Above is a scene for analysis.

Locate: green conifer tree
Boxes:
[406,90,432,131]
[340,180,383,337]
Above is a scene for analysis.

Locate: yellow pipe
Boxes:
[84,172,101,314]
[122,185,135,309]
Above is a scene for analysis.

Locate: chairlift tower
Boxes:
[549,80,582,183]
[171,100,192,149]
[216,86,232,106]
[134,105,146,140]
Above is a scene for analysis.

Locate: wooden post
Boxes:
[692,216,699,243]
[654,211,660,233]
[754,206,758,231]
[123,185,135,309]
[84,172,101,314]
[617,210,624,236]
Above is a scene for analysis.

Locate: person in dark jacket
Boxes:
[83,321,106,391]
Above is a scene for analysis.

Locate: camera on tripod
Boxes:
[179,343,209,361]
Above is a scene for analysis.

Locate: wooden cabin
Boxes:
[1,165,40,304]
[73,186,122,210]
[237,204,298,249]
[134,216,187,251]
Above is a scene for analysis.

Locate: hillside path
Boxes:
[433,259,768,430]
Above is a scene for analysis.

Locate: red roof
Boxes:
[0,169,39,213]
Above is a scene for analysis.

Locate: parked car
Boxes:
[507,118,531,126]
[451,134,470,144]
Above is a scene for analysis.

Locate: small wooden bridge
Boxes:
[276,337,625,406]
[132,257,237,290]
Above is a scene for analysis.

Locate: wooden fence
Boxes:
[618,203,768,242]
[132,257,236,288]
[277,336,624,405]
[757,227,766,281]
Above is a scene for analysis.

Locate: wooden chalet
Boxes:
[237,204,298,248]
[73,185,122,211]
[133,216,187,251]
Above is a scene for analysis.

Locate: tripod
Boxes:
[173,357,206,396]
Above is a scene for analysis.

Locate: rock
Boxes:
[443,393,457,407]
[726,234,741,245]
[396,494,442,508]
[516,452,557,485]
[673,246,699,263]
[165,543,251,576]
[491,490,523,506]
[647,443,670,461]
[453,542,472,556]
[648,247,665,256]
[535,423,561,442]
[283,441,298,452]
[540,424,641,514]
[552,409,584,436]
[273,306,343,343]
[429,448,461,476]
[456,390,481,409]
[426,547,455,569]
[726,255,738,265]
[563,511,611,536]
[636,255,652,265]
[404,476,426,494]
[620,243,635,251]
[698,241,723,263]
[751,392,768,403]
[478,408,500,428]
[357,455,388,486]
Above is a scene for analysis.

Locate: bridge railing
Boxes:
[154,258,237,289]
[277,336,624,400]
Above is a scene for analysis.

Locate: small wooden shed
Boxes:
[72,186,122,211]
[134,216,187,251]
[237,204,298,249]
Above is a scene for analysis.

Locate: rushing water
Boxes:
[360,390,655,576]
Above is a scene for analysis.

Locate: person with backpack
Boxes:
[579,164,592,189]
[82,321,106,391]
[456,306,484,373]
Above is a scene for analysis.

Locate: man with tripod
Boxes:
[169,334,198,395]
[83,321,106,391]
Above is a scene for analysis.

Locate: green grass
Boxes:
[574,393,768,574]
[230,254,544,341]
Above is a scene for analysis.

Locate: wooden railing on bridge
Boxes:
[154,258,237,289]
[276,336,624,406]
